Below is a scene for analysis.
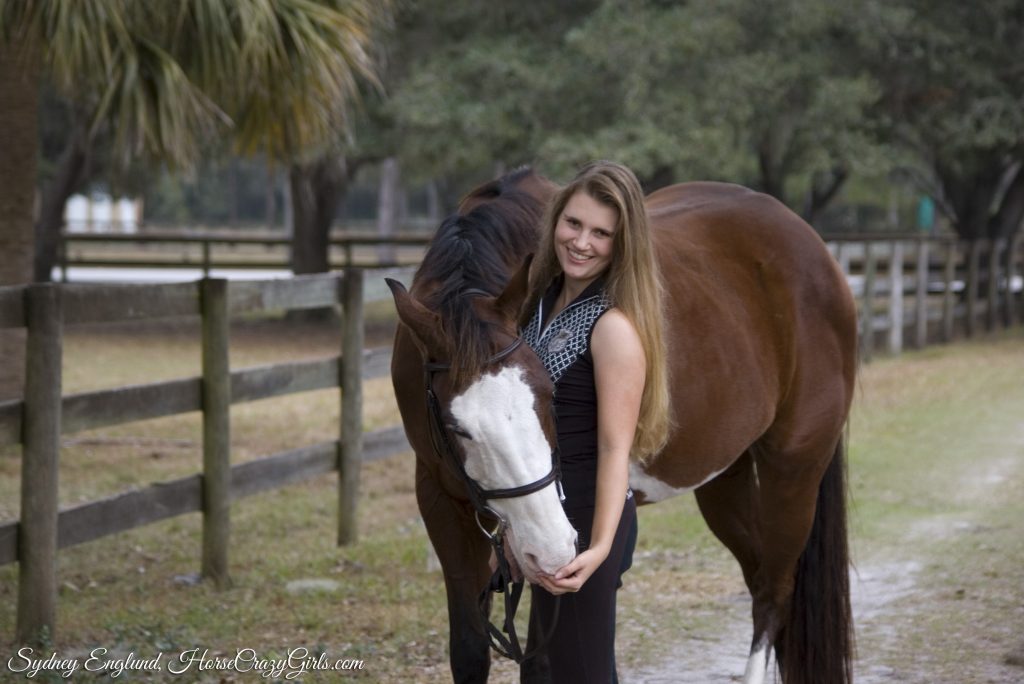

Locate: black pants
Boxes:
[524,495,638,684]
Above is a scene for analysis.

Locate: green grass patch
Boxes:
[2,319,1023,682]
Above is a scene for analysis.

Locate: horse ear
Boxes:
[495,254,534,322]
[385,278,445,356]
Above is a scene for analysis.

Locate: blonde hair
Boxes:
[525,161,670,461]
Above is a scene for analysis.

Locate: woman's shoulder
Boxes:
[591,307,643,360]
[591,308,646,386]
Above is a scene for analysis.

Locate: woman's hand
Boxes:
[534,546,608,595]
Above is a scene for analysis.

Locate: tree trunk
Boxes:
[264,162,277,229]
[377,156,400,264]
[991,162,1024,240]
[937,160,1002,240]
[426,180,442,223]
[35,122,91,282]
[802,165,849,227]
[935,157,1024,241]
[282,171,293,237]
[0,34,41,286]
[289,155,351,275]
[755,117,796,206]
[433,175,462,216]
[0,33,42,401]
[757,144,786,205]
[227,157,239,227]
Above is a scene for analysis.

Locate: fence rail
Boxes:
[825,233,1024,359]
[0,271,409,644]
[4,231,1023,644]
[57,229,1024,354]
[58,230,433,275]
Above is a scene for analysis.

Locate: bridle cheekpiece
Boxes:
[421,290,564,663]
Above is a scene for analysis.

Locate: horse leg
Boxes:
[750,436,853,684]
[693,451,771,684]
[694,451,761,588]
[417,468,494,684]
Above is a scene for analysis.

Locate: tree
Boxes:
[0,21,40,399]
[1,0,391,284]
[537,0,889,219]
[0,0,390,399]
[225,2,391,274]
[867,0,1024,240]
[387,0,601,192]
[386,0,889,222]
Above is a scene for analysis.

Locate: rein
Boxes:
[422,295,564,664]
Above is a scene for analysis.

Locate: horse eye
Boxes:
[447,423,473,440]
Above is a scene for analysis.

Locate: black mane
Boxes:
[414,168,545,384]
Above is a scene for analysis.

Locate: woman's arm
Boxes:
[536,308,644,594]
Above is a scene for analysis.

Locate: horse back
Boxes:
[640,182,857,489]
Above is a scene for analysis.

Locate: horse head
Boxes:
[387,255,577,583]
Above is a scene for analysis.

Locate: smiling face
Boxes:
[554,191,619,291]
[448,364,578,581]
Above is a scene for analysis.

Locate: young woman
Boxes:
[521,161,670,682]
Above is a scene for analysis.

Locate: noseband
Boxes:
[421,294,564,664]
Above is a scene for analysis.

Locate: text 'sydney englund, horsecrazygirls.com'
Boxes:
[6,646,366,679]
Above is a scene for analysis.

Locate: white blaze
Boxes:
[450,366,577,578]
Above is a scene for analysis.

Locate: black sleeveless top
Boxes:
[523,277,612,511]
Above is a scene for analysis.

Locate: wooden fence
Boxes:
[58,229,433,276]
[826,234,1024,359]
[4,230,1022,642]
[0,271,409,644]
[58,228,1024,358]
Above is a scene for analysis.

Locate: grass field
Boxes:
[1,313,1022,682]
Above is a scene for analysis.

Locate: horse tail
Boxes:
[779,435,854,684]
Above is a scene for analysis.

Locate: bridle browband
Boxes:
[422,289,564,664]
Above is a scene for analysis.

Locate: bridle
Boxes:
[421,292,565,663]
[424,335,563,515]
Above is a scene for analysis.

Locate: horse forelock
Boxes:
[416,186,543,387]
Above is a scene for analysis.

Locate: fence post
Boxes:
[966,240,981,337]
[346,242,355,269]
[17,284,63,644]
[58,227,68,283]
[202,242,212,277]
[987,239,1003,331]
[200,278,231,587]
[861,241,876,361]
[888,240,904,354]
[914,237,929,348]
[837,241,851,275]
[338,269,364,545]
[1009,232,1022,328]
[942,241,957,342]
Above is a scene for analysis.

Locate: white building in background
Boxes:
[65,194,142,233]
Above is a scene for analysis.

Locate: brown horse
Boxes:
[388,168,857,684]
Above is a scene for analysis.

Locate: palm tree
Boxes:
[0,0,390,396]
[0,12,41,288]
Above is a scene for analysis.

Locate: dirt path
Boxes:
[845,451,1024,683]
[623,466,1024,684]
[621,340,1024,684]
